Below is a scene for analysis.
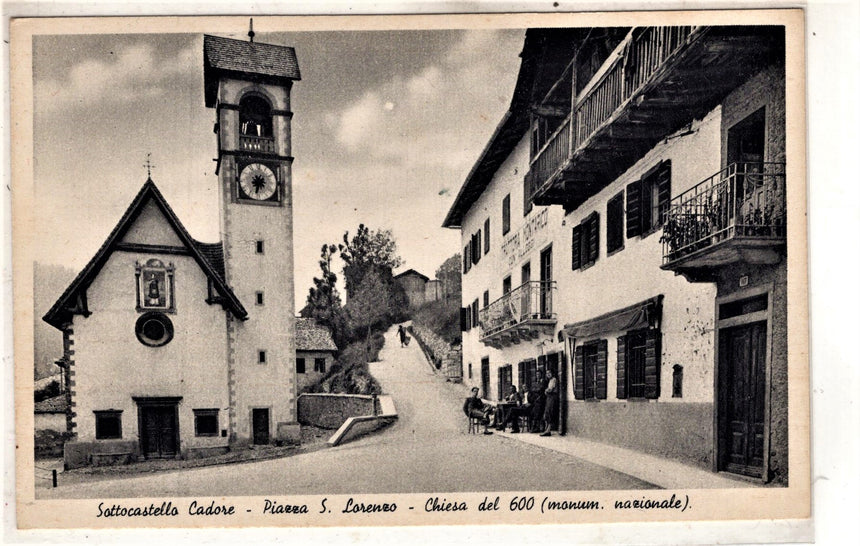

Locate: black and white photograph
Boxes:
[11,9,812,531]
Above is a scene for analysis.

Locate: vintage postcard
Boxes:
[11,9,809,533]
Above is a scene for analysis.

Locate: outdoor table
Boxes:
[495,402,519,429]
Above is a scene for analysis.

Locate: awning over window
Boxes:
[563,295,663,338]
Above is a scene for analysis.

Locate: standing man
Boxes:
[541,369,559,437]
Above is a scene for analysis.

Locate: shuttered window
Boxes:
[607,192,624,254]
[627,160,671,238]
[460,307,471,331]
[484,218,490,254]
[616,336,627,399]
[483,290,489,308]
[573,340,607,400]
[571,225,582,270]
[471,299,479,331]
[481,357,491,399]
[523,176,533,216]
[502,194,511,235]
[626,330,648,398]
[474,230,482,263]
[463,243,471,274]
[571,212,599,270]
[618,328,662,399]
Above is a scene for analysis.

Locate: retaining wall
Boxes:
[297,393,378,429]
[409,324,462,382]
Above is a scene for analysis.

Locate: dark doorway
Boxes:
[727,108,766,166]
[539,246,553,318]
[718,321,767,478]
[520,262,531,321]
[480,357,491,400]
[546,351,562,432]
[727,108,767,235]
[136,398,180,459]
[252,408,270,445]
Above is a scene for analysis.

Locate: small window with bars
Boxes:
[194,409,219,437]
[94,410,122,439]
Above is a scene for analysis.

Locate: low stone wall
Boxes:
[327,395,398,446]
[409,324,462,382]
[297,393,377,429]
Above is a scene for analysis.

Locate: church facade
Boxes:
[44,34,302,467]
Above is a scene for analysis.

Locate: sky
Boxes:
[32,27,525,309]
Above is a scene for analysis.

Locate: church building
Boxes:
[43,33,302,467]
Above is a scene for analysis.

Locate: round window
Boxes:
[135,312,174,347]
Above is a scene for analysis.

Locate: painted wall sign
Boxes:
[501,208,550,267]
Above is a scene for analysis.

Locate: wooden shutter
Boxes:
[616,335,627,399]
[537,354,547,377]
[644,329,662,399]
[587,213,599,264]
[596,339,608,400]
[518,361,526,391]
[475,230,482,263]
[656,161,672,225]
[464,243,471,273]
[484,218,490,253]
[460,307,470,331]
[497,367,504,401]
[573,345,584,400]
[626,180,642,238]
[571,225,582,270]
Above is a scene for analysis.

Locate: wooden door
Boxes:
[252,408,270,445]
[141,406,177,459]
[719,321,767,477]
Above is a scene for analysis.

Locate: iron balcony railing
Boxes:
[661,162,786,264]
[478,281,557,340]
[240,135,276,154]
[527,26,700,201]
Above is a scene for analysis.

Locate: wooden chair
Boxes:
[467,415,482,434]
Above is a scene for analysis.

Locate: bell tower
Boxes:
[204,31,301,446]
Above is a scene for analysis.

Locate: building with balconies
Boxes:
[444,23,788,484]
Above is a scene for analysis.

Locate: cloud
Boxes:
[35,42,196,113]
[331,30,523,174]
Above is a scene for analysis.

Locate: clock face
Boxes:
[239,163,278,201]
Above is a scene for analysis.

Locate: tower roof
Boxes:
[203,34,301,107]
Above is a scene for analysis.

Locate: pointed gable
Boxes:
[43,179,247,329]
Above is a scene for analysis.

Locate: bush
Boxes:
[412,299,461,345]
[304,338,384,395]
[35,380,61,403]
[34,429,73,459]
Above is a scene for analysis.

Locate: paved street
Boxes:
[40,325,653,499]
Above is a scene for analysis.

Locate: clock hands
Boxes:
[252,174,266,193]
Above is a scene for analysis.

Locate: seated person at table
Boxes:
[498,385,524,433]
[463,387,495,435]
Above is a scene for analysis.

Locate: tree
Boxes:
[344,269,391,361]
[339,224,403,299]
[435,253,462,303]
[301,244,347,347]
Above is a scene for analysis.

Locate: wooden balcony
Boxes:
[660,162,786,282]
[240,135,275,154]
[478,281,557,348]
[527,25,783,210]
